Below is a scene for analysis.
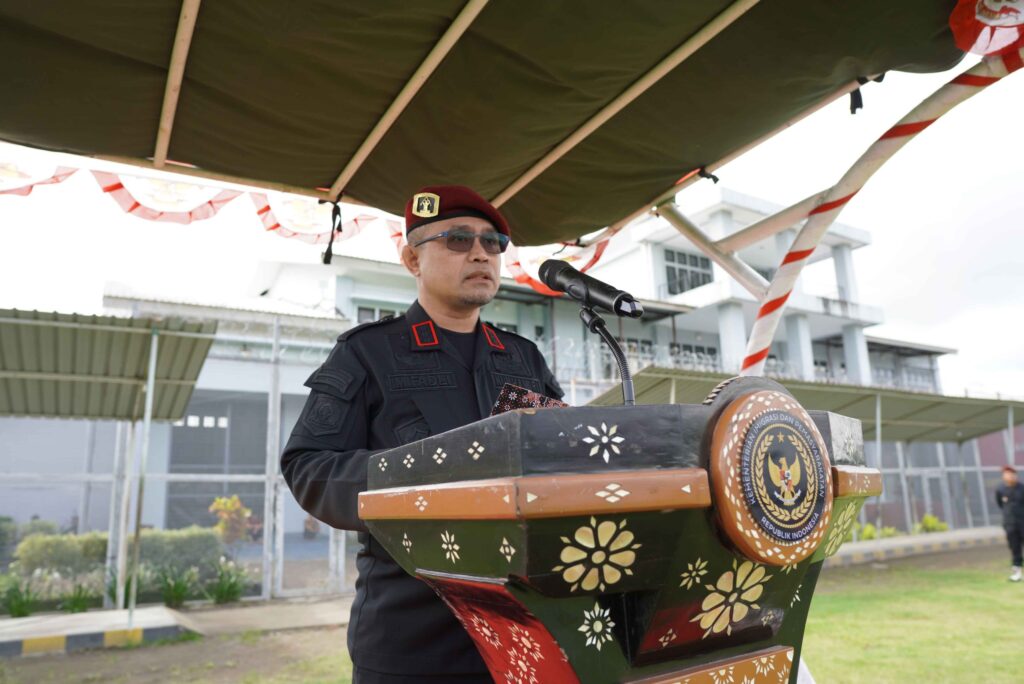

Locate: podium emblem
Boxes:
[743,410,827,545]
[710,390,833,566]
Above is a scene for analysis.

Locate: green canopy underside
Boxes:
[0,1,963,244]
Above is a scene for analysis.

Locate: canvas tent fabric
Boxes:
[0,1,964,245]
[0,310,216,421]
[588,366,1024,443]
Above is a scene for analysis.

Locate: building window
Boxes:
[496,323,518,334]
[357,306,398,323]
[665,249,713,294]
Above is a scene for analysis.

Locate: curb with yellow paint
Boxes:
[0,625,181,658]
[824,531,1003,569]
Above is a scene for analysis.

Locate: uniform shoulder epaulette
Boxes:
[485,321,532,346]
[337,313,404,341]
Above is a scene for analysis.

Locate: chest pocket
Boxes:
[491,345,529,374]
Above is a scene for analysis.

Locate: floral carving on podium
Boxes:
[691,560,772,638]
[578,602,616,651]
[499,537,516,563]
[581,423,625,463]
[679,556,709,589]
[441,530,461,563]
[552,517,641,591]
[824,501,859,556]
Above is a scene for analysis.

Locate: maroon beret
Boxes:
[404,185,510,237]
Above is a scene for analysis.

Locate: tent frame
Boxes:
[624,49,1024,377]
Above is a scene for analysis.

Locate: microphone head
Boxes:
[538,259,574,290]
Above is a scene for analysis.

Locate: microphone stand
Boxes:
[579,306,635,406]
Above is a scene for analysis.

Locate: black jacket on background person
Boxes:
[281,300,563,676]
[996,481,1024,529]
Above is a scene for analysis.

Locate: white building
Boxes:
[1,188,1017,602]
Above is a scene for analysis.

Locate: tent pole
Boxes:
[115,422,137,610]
[875,392,882,528]
[974,440,992,525]
[262,316,281,600]
[656,201,768,298]
[740,50,1023,377]
[128,329,159,627]
[153,0,203,166]
[715,191,826,253]
[104,421,125,609]
[328,0,491,198]
[490,0,760,207]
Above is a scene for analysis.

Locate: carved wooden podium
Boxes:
[359,378,881,683]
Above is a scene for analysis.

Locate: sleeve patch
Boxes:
[302,393,349,437]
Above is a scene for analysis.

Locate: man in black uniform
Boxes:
[281,185,563,683]
[996,465,1024,582]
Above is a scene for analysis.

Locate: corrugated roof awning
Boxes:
[588,366,1024,444]
[0,309,216,422]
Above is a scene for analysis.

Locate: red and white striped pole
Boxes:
[740,48,1024,376]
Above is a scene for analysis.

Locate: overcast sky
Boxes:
[0,56,1021,399]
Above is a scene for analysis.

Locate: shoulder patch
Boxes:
[338,314,404,341]
[303,393,348,437]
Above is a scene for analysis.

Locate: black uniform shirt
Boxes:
[996,481,1024,529]
[281,300,562,676]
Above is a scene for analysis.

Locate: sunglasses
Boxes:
[411,229,510,254]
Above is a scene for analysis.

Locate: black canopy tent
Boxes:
[0,0,964,245]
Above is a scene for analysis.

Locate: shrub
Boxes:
[58,583,96,614]
[205,557,247,604]
[19,519,58,539]
[157,566,199,609]
[15,527,222,578]
[879,526,900,538]
[914,514,949,534]
[208,496,252,550]
[860,523,877,540]
[15,534,91,575]
[2,579,38,617]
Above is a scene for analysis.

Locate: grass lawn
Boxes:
[803,545,1024,683]
[2,545,1020,683]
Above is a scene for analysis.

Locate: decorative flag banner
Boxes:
[504,236,611,297]
[92,170,240,223]
[950,0,1024,56]
[0,164,77,196]
[1,156,613,280]
[249,192,402,247]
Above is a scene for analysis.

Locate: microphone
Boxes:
[538,259,644,318]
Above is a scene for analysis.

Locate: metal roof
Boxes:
[588,366,1024,444]
[0,309,216,422]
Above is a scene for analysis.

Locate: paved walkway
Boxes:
[185,595,352,635]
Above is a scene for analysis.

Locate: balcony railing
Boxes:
[532,338,939,397]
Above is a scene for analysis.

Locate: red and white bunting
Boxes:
[0,166,77,196]
[92,170,240,224]
[503,237,611,297]
[249,192,402,246]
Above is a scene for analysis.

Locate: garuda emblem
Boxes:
[768,451,802,506]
